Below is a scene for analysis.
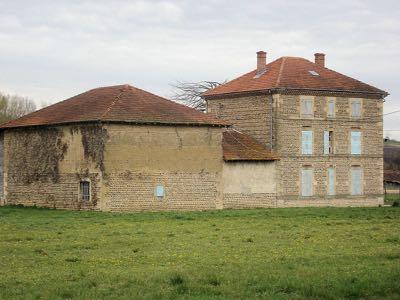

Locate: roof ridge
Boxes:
[275,57,286,86]
[100,86,127,119]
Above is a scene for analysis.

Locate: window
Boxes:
[302,130,313,155]
[327,98,335,117]
[79,181,90,201]
[327,167,335,195]
[301,99,313,118]
[155,185,165,198]
[351,131,361,154]
[351,167,363,195]
[350,99,362,118]
[301,168,313,197]
[324,131,334,154]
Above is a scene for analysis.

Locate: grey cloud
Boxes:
[0,0,399,136]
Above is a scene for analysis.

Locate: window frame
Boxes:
[327,167,335,196]
[350,131,362,155]
[301,167,314,197]
[300,97,314,118]
[351,166,363,196]
[79,180,91,202]
[350,98,362,119]
[327,97,336,118]
[324,131,334,155]
[301,130,313,155]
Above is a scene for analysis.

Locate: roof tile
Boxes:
[223,130,278,161]
[204,57,387,97]
[0,85,227,129]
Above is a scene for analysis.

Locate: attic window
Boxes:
[254,68,268,78]
[309,70,319,76]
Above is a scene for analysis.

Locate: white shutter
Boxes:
[351,102,361,117]
[302,99,313,117]
[328,100,335,117]
[306,100,312,116]
[328,168,335,195]
[302,169,313,197]
[351,167,362,195]
[324,131,330,154]
[302,131,313,155]
[351,131,361,154]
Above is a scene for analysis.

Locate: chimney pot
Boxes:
[257,51,267,72]
[314,53,325,67]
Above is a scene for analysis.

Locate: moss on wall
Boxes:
[7,127,68,184]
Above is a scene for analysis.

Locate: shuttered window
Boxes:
[351,167,363,195]
[351,100,362,118]
[80,181,90,201]
[302,131,313,155]
[351,131,361,154]
[327,99,335,117]
[301,168,313,197]
[324,131,334,154]
[328,167,335,195]
[301,99,313,118]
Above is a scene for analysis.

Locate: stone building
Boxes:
[204,51,388,207]
[0,84,276,211]
[0,51,388,211]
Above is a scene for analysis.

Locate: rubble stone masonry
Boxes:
[3,124,224,211]
[275,93,383,206]
[207,92,384,207]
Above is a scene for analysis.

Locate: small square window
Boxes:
[80,181,90,201]
[155,185,165,198]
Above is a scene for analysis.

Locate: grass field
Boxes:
[0,206,400,299]
[385,193,400,206]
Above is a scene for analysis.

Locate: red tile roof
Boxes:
[223,130,278,161]
[0,85,227,129]
[204,56,388,97]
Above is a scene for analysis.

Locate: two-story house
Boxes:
[204,51,388,207]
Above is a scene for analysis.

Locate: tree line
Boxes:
[0,92,37,124]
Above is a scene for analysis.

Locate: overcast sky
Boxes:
[0,0,399,138]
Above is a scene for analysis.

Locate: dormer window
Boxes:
[309,70,319,76]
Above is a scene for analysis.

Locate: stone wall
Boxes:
[3,125,103,210]
[101,124,223,211]
[207,95,274,149]
[221,161,277,208]
[207,92,384,207]
[274,93,384,206]
[3,124,224,211]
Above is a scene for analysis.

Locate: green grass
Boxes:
[0,206,400,299]
[385,193,400,205]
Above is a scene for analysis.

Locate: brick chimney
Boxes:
[257,51,267,72]
[314,53,325,67]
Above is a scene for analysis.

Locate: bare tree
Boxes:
[170,81,225,111]
[0,92,36,124]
